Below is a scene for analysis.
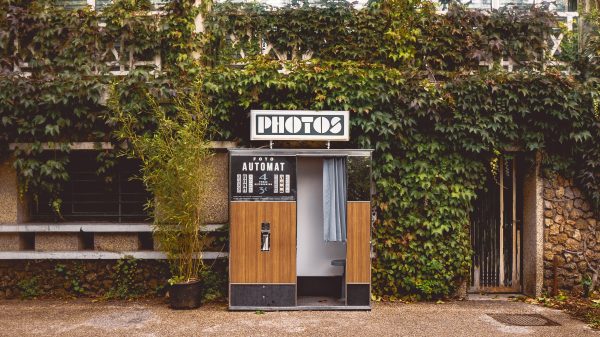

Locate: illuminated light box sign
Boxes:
[250,110,350,141]
[230,156,296,201]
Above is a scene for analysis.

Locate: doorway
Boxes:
[470,157,523,293]
[296,157,346,306]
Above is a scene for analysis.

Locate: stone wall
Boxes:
[0,260,170,299]
[542,175,599,294]
[0,259,229,300]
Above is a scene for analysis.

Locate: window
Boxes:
[214,0,369,8]
[498,0,575,12]
[30,152,150,223]
[438,0,577,12]
[55,0,170,10]
[57,0,89,10]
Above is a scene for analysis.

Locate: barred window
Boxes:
[56,0,88,10]
[438,0,577,12]
[54,0,170,10]
[30,152,150,223]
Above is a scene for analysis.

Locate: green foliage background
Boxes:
[201,60,599,298]
[1,0,599,299]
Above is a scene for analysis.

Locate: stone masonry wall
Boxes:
[543,175,599,294]
[0,260,170,299]
[0,259,229,300]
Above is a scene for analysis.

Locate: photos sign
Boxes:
[250,110,350,141]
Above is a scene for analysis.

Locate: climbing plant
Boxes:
[200,59,599,298]
[202,1,557,71]
[0,0,198,210]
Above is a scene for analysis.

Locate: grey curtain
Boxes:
[323,157,347,242]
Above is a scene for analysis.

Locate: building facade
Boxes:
[0,0,597,299]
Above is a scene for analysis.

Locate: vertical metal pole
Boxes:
[118,170,122,223]
[71,171,75,215]
[512,159,517,286]
[499,158,505,287]
[553,255,559,296]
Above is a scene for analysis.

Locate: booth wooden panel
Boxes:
[346,201,371,283]
[230,202,296,283]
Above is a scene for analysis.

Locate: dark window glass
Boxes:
[54,0,88,10]
[54,0,171,10]
[96,0,171,10]
[30,152,150,223]
[347,156,371,201]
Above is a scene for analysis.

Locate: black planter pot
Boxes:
[169,280,202,309]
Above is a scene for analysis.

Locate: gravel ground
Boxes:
[0,296,598,337]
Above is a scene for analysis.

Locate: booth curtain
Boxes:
[323,157,347,242]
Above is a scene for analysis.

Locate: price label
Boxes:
[230,156,296,201]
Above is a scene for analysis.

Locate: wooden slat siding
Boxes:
[346,202,371,284]
[230,202,296,283]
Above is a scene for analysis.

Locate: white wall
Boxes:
[296,157,346,277]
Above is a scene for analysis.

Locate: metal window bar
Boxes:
[31,154,150,223]
[470,157,523,292]
[55,0,169,10]
[437,0,576,11]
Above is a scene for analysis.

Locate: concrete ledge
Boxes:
[0,251,228,259]
[211,141,238,149]
[9,141,237,151]
[0,223,225,232]
[9,142,113,151]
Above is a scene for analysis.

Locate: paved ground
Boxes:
[0,296,598,337]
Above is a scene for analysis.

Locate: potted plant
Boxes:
[109,84,214,309]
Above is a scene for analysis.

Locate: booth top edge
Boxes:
[228,148,373,156]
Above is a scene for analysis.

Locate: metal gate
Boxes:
[470,157,522,293]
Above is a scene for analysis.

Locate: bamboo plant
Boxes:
[109,82,214,285]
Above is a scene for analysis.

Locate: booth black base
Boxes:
[229,284,372,310]
[230,284,296,307]
[347,284,371,306]
[228,306,371,311]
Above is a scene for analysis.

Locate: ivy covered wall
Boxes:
[201,61,599,298]
[0,0,599,299]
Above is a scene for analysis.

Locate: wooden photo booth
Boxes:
[228,148,373,310]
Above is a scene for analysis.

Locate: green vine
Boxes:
[105,256,143,299]
[55,262,87,295]
[0,0,199,212]
[200,59,600,298]
[17,276,42,299]
[203,1,556,71]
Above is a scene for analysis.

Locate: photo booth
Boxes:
[228,148,372,310]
